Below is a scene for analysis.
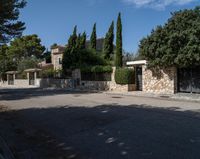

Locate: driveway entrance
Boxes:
[178,67,200,93]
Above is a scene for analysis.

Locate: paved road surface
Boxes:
[0,89,200,159]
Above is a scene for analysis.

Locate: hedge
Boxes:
[115,68,135,85]
[81,72,111,81]
[81,66,112,73]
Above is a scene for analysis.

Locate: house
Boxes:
[127,60,200,94]
[51,46,65,70]
[51,39,106,70]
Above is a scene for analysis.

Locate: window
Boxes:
[59,58,62,64]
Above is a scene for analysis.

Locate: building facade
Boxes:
[51,46,65,70]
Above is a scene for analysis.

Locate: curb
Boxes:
[104,92,200,103]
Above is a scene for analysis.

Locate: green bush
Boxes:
[40,69,55,78]
[15,72,27,79]
[81,65,112,73]
[115,68,135,85]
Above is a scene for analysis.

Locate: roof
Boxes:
[51,45,65,50]
[126,60,147,66]
[6,71,18,74]
[51,45,65,54]
[24,68,42,72]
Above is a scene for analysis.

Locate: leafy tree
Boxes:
[0,0,26,44]
[139,7,200,68]
[0,45,17,79]
[43,50,51,63]
[90,23,97,50]
[103,21,114,60]
[17,57,41,72]
[8,34,45,62]
[115,13,123,67]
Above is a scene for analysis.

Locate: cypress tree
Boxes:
[103,21,114,60]
[80,32,87,49]
[90,23,97,50]
[63,26,77,73]
[115,13,123,67]
[68,25,77,50]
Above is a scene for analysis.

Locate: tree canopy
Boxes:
[8,34,45,61]
[0,44,17,78]
[139,7,200,68]
[0,0,26,44]
[62,27,108,75]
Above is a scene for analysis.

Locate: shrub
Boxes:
[40,68,54,78]
[81,65,112,73]
[17,57,41,72]
[115,68,135,85]
[15,72,27,79]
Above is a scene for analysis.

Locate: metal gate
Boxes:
[136,66,143,91]
[178,67,200,93]
[29,72,35,85]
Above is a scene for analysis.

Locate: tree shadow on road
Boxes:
[1,104,200,159]
[0,88,100,101]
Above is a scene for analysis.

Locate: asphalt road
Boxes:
[0,88,200,159]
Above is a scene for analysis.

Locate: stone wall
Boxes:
[39,78,74,89]
[0,80,38,88]
[143,65,177,94]
[80,81,110,91]
[79,67,136,92]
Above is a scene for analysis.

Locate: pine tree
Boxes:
[103,21,114,60]
[115,13,123,67]
[0,0,26,44]
[90,23,97,50]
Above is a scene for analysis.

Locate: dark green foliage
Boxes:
[15,72,27,79]
[8,34,45,61]
[80,32,87,49]
[0,0,26,44]
[139,7,200,68]
[40,68,55,78]
[0,44,17,79]
[115,13,123,67]
[81,65,112,81]
[62,26,109,75]
[17,57,41,72]
[68,26,77,50]
[90,23,97,50]
[81,72,111,81]
[103,21,114,60]
[76,32,87,49]
[115,68,135,85]
[81,65,112,73]
[62,26,78,74]
[43,50,51,63]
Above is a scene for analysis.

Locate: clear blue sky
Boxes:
[19,0,200,53]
